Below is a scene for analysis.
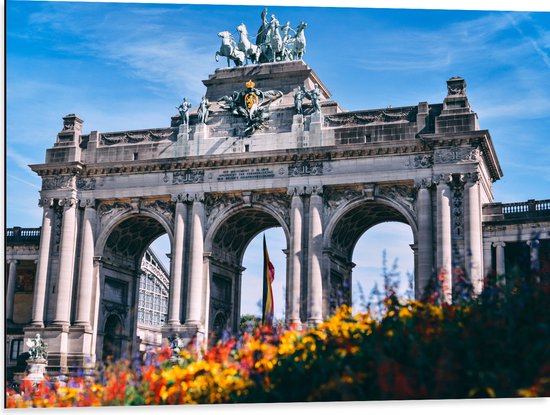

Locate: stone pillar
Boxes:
[167,197,187,327]
[185,194,205,328]
[435,174,452,303]
[6,259,18,321]
[483,241,493,279]
[307,186,323,326]
[463,172,483,294]
[32,198,54,327]
[90,256,103,362]
[493,242,506,277]
[287,189,303,328]
[415,179,433,298]
[52,196,78,327]
[74,200,97,329]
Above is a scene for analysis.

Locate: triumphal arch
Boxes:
[24,12,502,375]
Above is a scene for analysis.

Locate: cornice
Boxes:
[420,130,503,181]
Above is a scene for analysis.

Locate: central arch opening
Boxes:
[208,206,288,340]
[327,200,416,315]
[241,228,286,327]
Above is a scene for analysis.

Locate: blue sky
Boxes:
[6,1,550,318]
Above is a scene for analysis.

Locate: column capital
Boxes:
[492,241,506,248]
[79,198,97,209]
[38,197,55,208]
[301,185,323,196]
[526,239,540,247]
[93,256,103,265]
[172,193,190,203]
[414,177,433,189]
[464,171,480,185]
[7,259,19,265]
[434,173,453,186]
[173,192,204,203]
[287,185,309,196]
[58,197,78,209]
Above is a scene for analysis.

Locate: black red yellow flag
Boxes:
[262,235,275,327]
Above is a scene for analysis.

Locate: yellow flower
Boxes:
[398,307,412,319]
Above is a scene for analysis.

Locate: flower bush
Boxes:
[6,269,549,407]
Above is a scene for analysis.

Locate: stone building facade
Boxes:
[5,60,550,376]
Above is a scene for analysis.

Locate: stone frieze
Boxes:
[76,177,96,190]
[42,175,73,190]
[434,147,477,164]
[100,129,175,146]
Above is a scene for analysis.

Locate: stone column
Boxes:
[307,186,323,326]
[463,172,483,295]
[415,179,433,299]
[52,196,78,327]
[493,242,506,277]
[185,194,205,328]
[32,198,54,327]
[435,174,452,303]
[483,241,493,280]
[6,259,18,321]
[75,200,97,329]
[90,256,103,362]
[287,189,303,328]
[167,197,187,327]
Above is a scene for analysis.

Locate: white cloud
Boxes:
[6,147,42,170]
[25,5,217,101]
[6,174,41,190]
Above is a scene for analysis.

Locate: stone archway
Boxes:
[95,211,173,361]
[205,202,290,336]
[324,195,418,314]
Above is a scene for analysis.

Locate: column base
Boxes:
[161,323,184,337]
[72,322,93,332]
[286,319,302,331]
[306,318,322,328]
[50,321,71,331]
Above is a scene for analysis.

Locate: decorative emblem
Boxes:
[218,80,283,136]
[288,160,323,177]
[244,81,259,109]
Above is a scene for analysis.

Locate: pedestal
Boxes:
[291,114,305,147]
[175,124,190,157]
[308,112,323,147]
[24,359,48,385]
